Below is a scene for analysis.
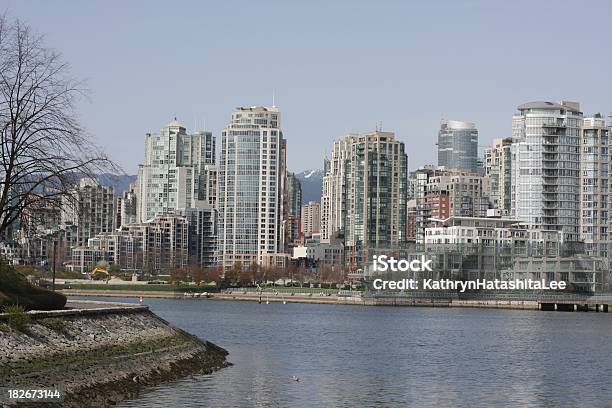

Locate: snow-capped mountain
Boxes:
[294,169,324,204]
[95,170,324,204]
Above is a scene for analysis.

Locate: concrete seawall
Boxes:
[60,290,611,313]
[0,300,229,407]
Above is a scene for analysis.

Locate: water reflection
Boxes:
[79,298,612,407]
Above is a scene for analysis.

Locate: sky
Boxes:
[3,0,612,175]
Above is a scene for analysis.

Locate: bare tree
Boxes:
[0,16,113,238]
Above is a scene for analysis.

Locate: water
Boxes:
[79,298,612,407]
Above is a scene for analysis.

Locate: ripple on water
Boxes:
[68,297,612,408]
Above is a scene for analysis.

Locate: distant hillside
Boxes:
[295,169,324,204]
[97,174,137,194]
[94,171,322,202]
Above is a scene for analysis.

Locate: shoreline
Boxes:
[61,289,612,312]
[0,300,229,407]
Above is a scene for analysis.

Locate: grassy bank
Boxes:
[67,284,189,292]
[66,284,342,295]
[0,261,66,310]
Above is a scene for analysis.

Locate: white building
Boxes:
[116,185,137,228]
[61,178,116,247]
[292,242,344,265]
[580,114,609,259]
[70,213,190,274]
[136,119,215,222]
[321,134,355,242]
[511,101,582,243]
[424,216,553,251]
[217,106,287,268]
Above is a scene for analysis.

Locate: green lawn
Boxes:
[65,284,340,294]
[65,284,192,292]
[247,287,339,295]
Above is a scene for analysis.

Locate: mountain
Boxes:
[94,170,323,203]
[294,169,324,204]
[97,173,137,194]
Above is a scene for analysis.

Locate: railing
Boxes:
[363,290,612,303]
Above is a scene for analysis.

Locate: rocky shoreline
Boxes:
[0,301,229,407]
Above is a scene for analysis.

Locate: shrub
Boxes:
[2,304,31,332]
[0,259,66,310]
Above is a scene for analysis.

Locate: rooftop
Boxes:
[235,106,278,113]
[517,101,581,112]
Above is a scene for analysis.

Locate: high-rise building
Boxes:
[181,206,217,268]
[61,178,116,246]
[70,213,189,274]
[116,185,137,228]
[511,101,582,243]
[342,131,408,266]
[136,119,215,222]
[484,138,512,212]
[425,171,491,218]
[437,120,479,173]
[580,113,609,258]
[301,201,320,238]
[218,106,287,268]
[20,194,61,236]
[202,164,218,208]
[410,166,492,246]
[286,172,302,246]
[321,134,356,242]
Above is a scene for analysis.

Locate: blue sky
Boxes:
[3,0,611,174]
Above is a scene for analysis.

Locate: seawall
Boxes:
[60,290,612,313]
[0,300,229,407]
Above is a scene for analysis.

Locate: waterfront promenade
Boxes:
[61,288,612,312]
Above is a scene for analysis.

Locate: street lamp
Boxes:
[52,238,57,291]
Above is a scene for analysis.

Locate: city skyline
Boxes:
[4,1,612,174]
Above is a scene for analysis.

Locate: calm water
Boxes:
[77,297,612,407]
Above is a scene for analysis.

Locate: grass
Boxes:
[66,284,190,292]
[0,259,67,310]
[253,286,339,295]
[65,284,341,294]
[2,304,31,332]
[0,332,191,378]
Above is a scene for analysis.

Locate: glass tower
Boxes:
[136,119,215,222]
[437,120,479,173]
[218,106,286,268]
[511,101,582,243]
[342,131,408,267]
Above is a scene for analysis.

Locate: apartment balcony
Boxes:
[543,145,558,152]
[542,173,558,180]
[542,121,566,128]
[542,198,558,206]
[543,134,560,142]
[543,208,559,217]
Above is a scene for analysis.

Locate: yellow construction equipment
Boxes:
[91,267,110,280]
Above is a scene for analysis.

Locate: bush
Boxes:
[2,304,31,332]
[0,259,67,310]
